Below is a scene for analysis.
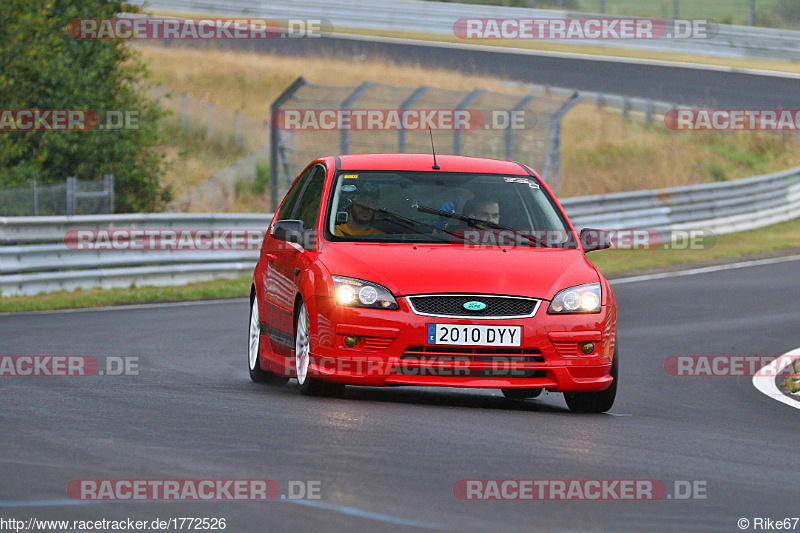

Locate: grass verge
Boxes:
[4,218,800,312]
[590,216,800,276]
[0,276,250,314]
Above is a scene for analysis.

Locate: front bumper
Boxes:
[306,295,616,392]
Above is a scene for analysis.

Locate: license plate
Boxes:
[427,324,521,347]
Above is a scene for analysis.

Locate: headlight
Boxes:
[548,283,601,314]
[332,276,399,310]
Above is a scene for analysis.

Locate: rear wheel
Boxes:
[563,345,618,413]
[248,294,289,384]
[501,388,542,400]
[295,302,345,397]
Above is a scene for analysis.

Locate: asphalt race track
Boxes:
[1,256,799,532]
[206,33,800,108]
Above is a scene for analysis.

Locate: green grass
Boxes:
[589,216,800,276]
[571,0,783,26]
[780,361,800,393]
[0,276,250,313]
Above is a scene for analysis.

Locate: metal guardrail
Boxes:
[0,213,271,244]
[3,166,800,296]
[137,0,800,61]
[563,166,800,233]
[0,214,271,296]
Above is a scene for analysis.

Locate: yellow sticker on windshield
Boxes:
[344,174,359,179]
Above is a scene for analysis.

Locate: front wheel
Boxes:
[295,302,344,397]
[248,295,289,384]
[563,345,618,413]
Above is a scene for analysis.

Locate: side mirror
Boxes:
[580,228,612,252]
[272,220,306,244]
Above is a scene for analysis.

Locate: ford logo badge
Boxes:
[463,301,487,311]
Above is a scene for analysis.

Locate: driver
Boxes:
[466,199,501,225]
[334,183,385,237]
[433,198,501,234]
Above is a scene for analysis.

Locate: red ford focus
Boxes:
[248,153,617,412]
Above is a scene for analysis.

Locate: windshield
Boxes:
[326,171,576,248]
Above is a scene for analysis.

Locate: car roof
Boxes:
[335,153,534,175]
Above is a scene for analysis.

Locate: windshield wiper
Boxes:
[415,204,551,248]
[352,202,480,245]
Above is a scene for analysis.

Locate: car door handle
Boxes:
[265,253,277,262]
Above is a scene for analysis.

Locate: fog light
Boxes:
[344,335,358,348]
[580,342,595,355]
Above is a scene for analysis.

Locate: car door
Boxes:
[264,164,327,356]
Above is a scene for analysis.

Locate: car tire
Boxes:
[249,294,289,384]
[501,388,542,400]
[563,344,618,413]
[295,301,345,397]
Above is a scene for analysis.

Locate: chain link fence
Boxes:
[0,176,114,217]
[270,77,578,211]
[139,83,269,151]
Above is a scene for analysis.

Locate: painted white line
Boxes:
[0,297,247,317]
[752,347,800,409]
[610,253,800,285]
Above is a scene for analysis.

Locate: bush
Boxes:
[0,0,169,212]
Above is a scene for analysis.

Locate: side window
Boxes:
[294,166,326,232]
[276,166,313,222]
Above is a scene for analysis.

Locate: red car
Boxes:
[248,153,617,412]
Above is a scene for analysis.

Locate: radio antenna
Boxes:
[429,127,440,169]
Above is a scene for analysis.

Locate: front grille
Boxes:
[401,346,544,363]
[395,346,545,377]
[393,367,546,378]
[361,337,393,352]
[551,341,578,357]
[407,295,539,318]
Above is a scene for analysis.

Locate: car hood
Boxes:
[318,243,600,301]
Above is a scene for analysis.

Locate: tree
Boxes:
[0,0,169,212]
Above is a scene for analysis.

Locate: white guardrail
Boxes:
[136,0,800,61]
[2,167,800,296]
